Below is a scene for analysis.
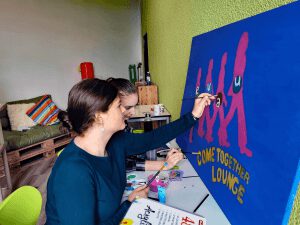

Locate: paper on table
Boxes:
[121,197,206,225]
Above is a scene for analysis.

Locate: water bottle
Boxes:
[146,72,151,85]
[144,113,156,160]
[129,64,137,84]
[144,113,153,132]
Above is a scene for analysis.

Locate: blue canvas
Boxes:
[177,2,300,225]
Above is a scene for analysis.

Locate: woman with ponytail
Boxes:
[45,78,214,225]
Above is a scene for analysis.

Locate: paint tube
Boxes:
[157,185,166,204]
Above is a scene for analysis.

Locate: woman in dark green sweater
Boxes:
[45,78,213,225]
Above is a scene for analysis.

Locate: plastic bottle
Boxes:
[146,72,151,85]
[144,113,153,132]
[128,64,137,84]
[144,113,156,160]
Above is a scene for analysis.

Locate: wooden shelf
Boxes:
[0,132,74,176]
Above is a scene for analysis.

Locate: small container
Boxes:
[147,174,169,192]
[153,105,160,116]
[169,170,184,181]
[144,113,156,160]
[158,104,165,113]
[145,72,151,85]
[144,113,153,132]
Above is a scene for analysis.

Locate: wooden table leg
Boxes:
[2,147,12,190]
[0,146,12,200]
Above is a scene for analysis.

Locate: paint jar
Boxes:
[158,104,165,113]
[169,170,184,181]
[147,174,169,192]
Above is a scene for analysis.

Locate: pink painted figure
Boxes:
[189,68,202,143]
[198,59,214,139]
[188,32,252,157]
[201,52,228,144]
[218,32,252,157]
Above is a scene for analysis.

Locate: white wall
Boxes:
[0,0,142,109]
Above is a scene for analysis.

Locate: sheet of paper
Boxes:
[121,197,206,225]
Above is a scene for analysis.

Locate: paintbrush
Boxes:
[182,94,218,100]
[146,161,168,187]
[180,151,193,154]
[156,148,170,154]
[175,148,193,155]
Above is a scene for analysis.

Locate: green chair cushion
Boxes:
[3,123,65,151]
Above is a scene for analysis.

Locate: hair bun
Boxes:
[106,77,114,83]
[58,110,72,132]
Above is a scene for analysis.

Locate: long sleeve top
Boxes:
[45,112,196,225]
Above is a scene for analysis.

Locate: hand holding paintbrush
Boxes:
[146,161,169,187]
[190,93,215,119]
[182,94,218,100]
[127,185,149,202]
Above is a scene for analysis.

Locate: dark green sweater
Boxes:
[45,112,196,225]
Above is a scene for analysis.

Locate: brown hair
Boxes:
[106,77,137,96]
[60,78,118,135]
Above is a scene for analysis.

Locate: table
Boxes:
[127,104,171,124]
[124,159,231,225]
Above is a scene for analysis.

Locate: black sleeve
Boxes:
[53,160,132,225]
[123,112,197,156]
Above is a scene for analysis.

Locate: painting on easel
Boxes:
[177,2,300,225]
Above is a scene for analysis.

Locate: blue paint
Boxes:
[178,2,300,225]
[158,186,166,204]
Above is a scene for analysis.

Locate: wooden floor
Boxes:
[0,156,56,225]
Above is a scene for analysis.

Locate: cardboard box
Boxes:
[137,85,158,105]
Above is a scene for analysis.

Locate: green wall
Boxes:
[141,0,293,119]
[141,1,299,224]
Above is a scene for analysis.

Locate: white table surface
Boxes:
[129,104,171,119]
[125,159,231,225]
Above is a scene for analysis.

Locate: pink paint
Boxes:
[201,52,228,144]
[148,174,169,192]
[189,67,202,143]
[198,59,214,138]
[220,32,252,157]
[189,32,252,157]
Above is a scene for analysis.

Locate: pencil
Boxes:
[146,162,168,187]
[193,194,209,213]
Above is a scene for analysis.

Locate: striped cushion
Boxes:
[26,95,60,125]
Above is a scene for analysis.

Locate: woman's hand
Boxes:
[191,93,215,119]
[165,148,184,170]
[128,185,149,202]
